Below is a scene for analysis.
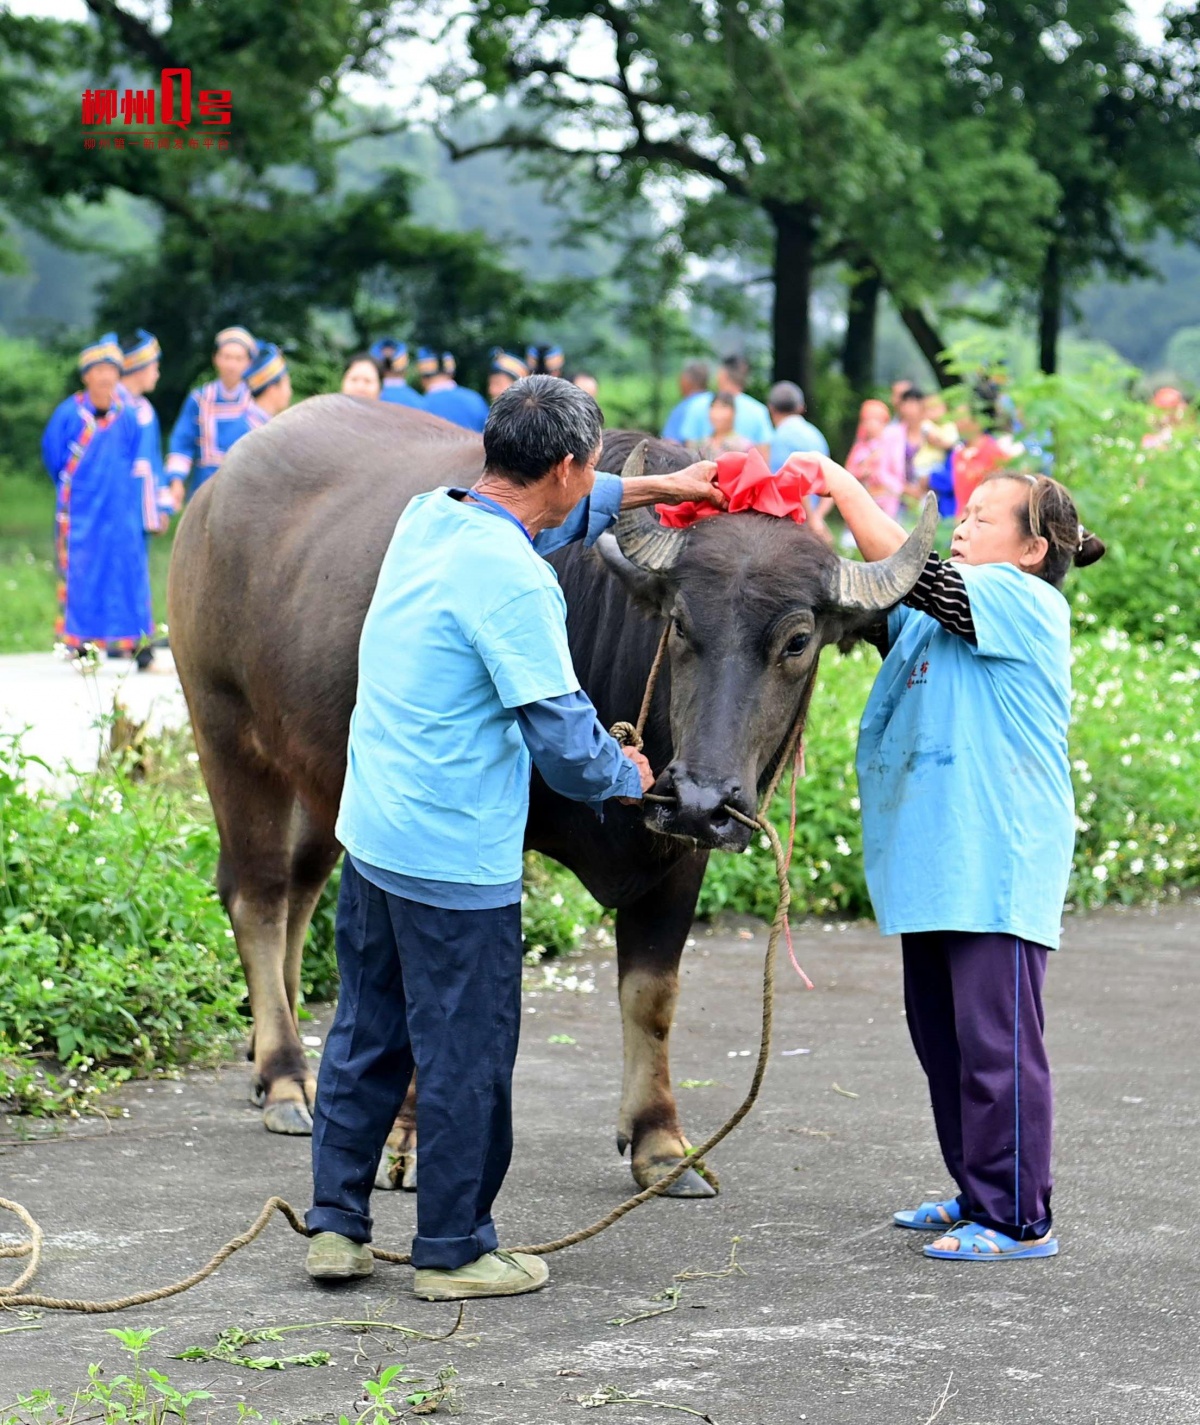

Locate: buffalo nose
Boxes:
[661,765,751,847]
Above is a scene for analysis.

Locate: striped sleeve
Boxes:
[904,554,977,643]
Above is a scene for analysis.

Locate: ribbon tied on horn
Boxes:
[656,449,823,529]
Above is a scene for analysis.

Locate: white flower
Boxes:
[94,856,106,866]
[1091,864,1109,882]
[834,835,852,856]
[67,821,79,835]
[1130,858,1144,875]
[41,978,55,990]
[550,892,564,908]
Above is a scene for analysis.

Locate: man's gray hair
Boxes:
[682,360,710,389]
[483,374,604,486]
[768,380,805,414]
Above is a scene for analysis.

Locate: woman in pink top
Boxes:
[845,399,906,517]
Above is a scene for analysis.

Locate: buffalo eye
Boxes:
[672,616,687,640]
[782,632,811,659]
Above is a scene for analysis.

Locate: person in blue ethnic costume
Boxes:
[417,348,489,431]
[244,342,293,425]
[372,338,425,410]
[165,325,259,502]
[120,329,173,525]
[41,334,159,665]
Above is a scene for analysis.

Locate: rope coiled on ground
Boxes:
[0,623,808,1313]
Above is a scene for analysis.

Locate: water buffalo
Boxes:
[168,396,936,1198]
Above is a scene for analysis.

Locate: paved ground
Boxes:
[0,651,186,787]
[2,906,1197,1424]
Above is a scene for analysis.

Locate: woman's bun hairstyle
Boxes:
[1075,529,1107,568]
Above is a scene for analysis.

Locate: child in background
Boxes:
[845,399,906,516]
[912,394,959,519]
[782,451,1105,1260]
[689,391,754,460]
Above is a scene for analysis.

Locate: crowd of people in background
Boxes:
[41,324,1193,670]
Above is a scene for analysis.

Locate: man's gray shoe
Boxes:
[413,1249,549,1300]
[305,1231,374,1280]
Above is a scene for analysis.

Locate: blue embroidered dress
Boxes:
[166,379,258,495]
[42,391,155,648]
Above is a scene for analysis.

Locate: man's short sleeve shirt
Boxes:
[336,490,580,885]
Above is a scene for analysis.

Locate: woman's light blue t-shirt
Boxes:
[336,489,581,885]
[855,562,1075,949]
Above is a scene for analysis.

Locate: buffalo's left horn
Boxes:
[829,492,940,611]
[613,438,689,574]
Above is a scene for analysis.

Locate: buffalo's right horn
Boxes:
[613,439,689,574]
[829,492,940,610]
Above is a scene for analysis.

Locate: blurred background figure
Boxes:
[1143,385,1189,449]
[677,354,773,459]
[661,360,711,443]
[845,398,906,517]
[890,378,915,415]
[487,349,528,402]
[767,380,828,473]
[526,344,565,377]
[166,326,258,505]
[341,352,384,400]
[894,385,928,514]
[912,393,960,519]
[950,405,1006,515]
[120,328,172,530]
[245,343,292,423]
[373,339,424,409]
[571,371,599,399]
[417,348,489,431]
[42,333,157,665]
[688,391,753,459]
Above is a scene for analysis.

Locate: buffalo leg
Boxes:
[615,852,716,1198]
[201,720,314,1136]
[376,1076,419,1192]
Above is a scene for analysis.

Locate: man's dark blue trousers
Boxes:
[306,859,523,1270]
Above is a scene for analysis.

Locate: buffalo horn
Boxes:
[613,439,689,574]
[830,492,940,611]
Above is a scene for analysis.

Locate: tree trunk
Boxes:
[768,201,816,408]
[1038,238,1062,375]
[842,259,880,401]
[897,303,954,389]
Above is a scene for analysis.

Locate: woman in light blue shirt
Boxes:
[784,451,1105,1262]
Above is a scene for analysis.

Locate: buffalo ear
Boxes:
[595,532,673,612]
[834,610,890,659]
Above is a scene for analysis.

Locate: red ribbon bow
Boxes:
[656,449,823,528]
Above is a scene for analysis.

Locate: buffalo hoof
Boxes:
[635,1160,719,1199]
[375,1146,418,1192]
[262,1099,314,1136]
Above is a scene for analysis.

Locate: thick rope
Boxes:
[0,625,812,1312]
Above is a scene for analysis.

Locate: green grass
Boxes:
[0,472,174,653]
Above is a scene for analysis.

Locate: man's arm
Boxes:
[532,463,722,557]
[515,691,651,807]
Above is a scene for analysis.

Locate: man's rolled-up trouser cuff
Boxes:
[411,1223,499,1272]
[305,1206,373,1244]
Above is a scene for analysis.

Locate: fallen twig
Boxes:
[675,1236,746,1282]
[831,1082,859,1099]
[923,1372,957,1424]
[0,1321,42,1334]
[607,1284,682,1327]
[578,1385,715,1420]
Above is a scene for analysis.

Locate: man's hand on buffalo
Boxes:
[617,746,654,803]
[619,461,727,512]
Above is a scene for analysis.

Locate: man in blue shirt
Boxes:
[417,348,490,431]
[661,360,711,443]
[677,354,773,458]
[306,376,723,1299]
[766,381,829,472]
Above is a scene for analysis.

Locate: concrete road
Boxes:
[0,650,186,787]
[2,906,1197,1424]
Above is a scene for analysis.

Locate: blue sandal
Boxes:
[893,1196,965,1231]
[923,1222,1058,1261]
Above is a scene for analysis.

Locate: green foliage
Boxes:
[0,337,75,468]
[1,1328,212,1424]
[520,852,605,961]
